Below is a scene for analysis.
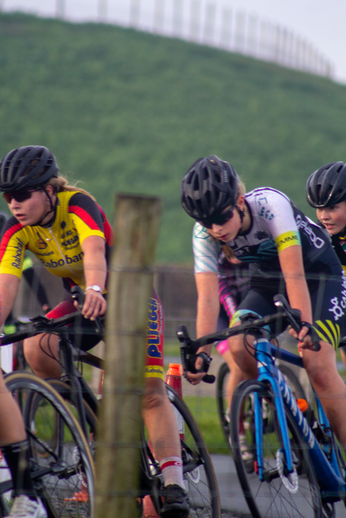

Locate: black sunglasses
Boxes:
[3,187,42,204]
[197,208,235,229]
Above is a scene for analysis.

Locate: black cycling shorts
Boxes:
[234,259,346,349]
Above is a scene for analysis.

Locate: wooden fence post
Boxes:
[56,0,65,19]
[220,7,232,50]
[153,0,164,34]
[130,0,140,28]
[189,0,201,42]
[98,0,107,23]
[95,194,162,518]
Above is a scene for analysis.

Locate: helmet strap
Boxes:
[237,207,245,222]
[32,187,57,227]
[231,205,245,239]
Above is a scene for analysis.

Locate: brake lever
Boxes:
[71,286,103,334]
[273,294,320,351]
[273,294,301,333]
[176,325,215,384]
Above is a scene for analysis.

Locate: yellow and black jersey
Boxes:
[0,191,112,291]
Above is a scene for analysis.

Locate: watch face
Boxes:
[87,285,102,292]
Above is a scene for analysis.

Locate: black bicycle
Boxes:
[0,371,95,518]
[1,287,221,518]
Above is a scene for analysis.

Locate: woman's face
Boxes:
[7,189,51,226]
[316,202,346,235]
[206,198,245,242]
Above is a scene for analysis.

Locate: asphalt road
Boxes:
[211,453,346,518]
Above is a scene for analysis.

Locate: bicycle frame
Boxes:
[58,329,99,438]
[254,336,345,501]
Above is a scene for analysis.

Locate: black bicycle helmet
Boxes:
[181,155,239,220]
[306,162,346,208]
[0,146,58,192]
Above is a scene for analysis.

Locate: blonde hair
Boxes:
[221,178,246,261]
[47,175,96,201]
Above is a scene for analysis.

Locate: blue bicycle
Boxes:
[177,294,346,518]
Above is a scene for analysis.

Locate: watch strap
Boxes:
[85,285,103,293]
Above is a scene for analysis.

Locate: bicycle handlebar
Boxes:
[177,294,320,384]
[0,286,104,346]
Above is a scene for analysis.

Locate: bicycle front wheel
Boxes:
[230,379,322,518]
[5,372,95,518]
[165,385,221,518]
[216,362,231,443]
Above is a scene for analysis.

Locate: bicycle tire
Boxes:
[36,379,98,440]
[24,378,98,468]
[230,379,322,518]
[216,362,231,443]
[5,372,95,518]
[316,421,346,515]
[162,385,221,518]
[216,362,307,445]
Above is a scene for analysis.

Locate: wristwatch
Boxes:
[85,285,103,293]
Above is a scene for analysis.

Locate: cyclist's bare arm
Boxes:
[0,273,20,328]
[189,272,219,384]
[79,235,107,321]
[278,245,314,347]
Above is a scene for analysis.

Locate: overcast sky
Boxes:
[2,0,346,84]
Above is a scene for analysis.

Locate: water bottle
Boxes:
[296,398,325,443]
[165,363,185,440]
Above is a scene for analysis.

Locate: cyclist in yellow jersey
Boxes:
[0,146,189,518]
[306,161,346,369]
[181,155,346,453]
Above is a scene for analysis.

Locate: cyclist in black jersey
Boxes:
[181,155,346,453]
[306,161,346,368]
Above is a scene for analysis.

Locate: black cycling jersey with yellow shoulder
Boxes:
[0,191,112,291]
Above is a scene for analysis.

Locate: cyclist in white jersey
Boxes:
[181,155,346,451]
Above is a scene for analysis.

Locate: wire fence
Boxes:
[0,0,334,79]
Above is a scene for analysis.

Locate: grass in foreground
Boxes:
[183,395,229,455]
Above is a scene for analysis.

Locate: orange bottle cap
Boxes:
[167,363,182,376]
[296,398,309,412]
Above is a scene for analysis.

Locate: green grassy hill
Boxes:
[1,12,346,264]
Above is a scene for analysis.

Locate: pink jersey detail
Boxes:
[216,339,229,356]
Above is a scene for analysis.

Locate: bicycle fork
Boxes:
[255,339,295,480]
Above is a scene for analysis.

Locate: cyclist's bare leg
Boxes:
[227,333,258,406]
[0,375,26,444]
[221,348,245,413]
[23,334,60,379]
[142,377,181,460]
[302,340,346,450]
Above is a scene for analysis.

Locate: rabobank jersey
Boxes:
[0,191,112,291]
[193,187,332,275]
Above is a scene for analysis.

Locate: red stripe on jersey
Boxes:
[0,221,23,263]
[68,205,102,231]
[97,204,113,246]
